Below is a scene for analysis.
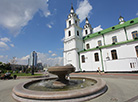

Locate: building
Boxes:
[37,63,43,70]
[28,51,37,67]
[63,5,138,72]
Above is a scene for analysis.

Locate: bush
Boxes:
[9,70,13,74]
[15,70,19,73]
[25,68,31,74]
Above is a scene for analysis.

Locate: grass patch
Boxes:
[11,73,43,76]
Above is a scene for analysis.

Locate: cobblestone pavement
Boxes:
[0,73,138,102]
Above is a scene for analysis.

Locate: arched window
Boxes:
[111,50,118,60]
[81,55,85,63]
[85,30,88,35]
[98,40,102,46]
[132,31,138,39]
[69,20,71,27]
[86,43,90,49]
[94,53,99,61]
[68,31,71,36]
[77,31,79,36]
[112,36,117,43]
[75,20,77,26]
[135,45,138,57]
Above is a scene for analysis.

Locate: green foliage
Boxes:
[0,62,11,72]
[11,73,42,76]
[25,68,31,74]
[15,70,19,73]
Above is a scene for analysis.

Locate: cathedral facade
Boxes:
[63,6,138,72]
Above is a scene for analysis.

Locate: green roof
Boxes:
[84,17,138,41]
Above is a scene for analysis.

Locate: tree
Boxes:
[10,57,17,64]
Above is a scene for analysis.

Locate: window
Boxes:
[75,20,77,26]
[135,45,138,57]
[69,20,71,27]
[112,36,117,43]
[85,30,88,35]
[132,31,138,39]
[77,31,79,36]
[90,29,92,34]
[81,55,85,63]
[98,40,102,46]
[68,31,71,36]
[86,43,90,49]
[94,53,99,61]
[111,50,118,60]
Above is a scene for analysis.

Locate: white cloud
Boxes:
[20,55,30,60]
[10,44,14,47]
[0,0,50,36]
[136,12,138,16]
[52,53,57,57]
[48,50,52,53]
[46,22,54,29]
[0,55,5,59]
[47,24,52,28]
[16,52,63,66]
[76,0,92,22]
[16,55,30,65]
[0,37,10,42]
[93,25,103,33]
[0,55,8,63]
[0,55,8,59]
[0,41,9,50]
[0,37,15,50]
[37,52,63,66]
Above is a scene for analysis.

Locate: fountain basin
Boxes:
[48,65,75,76]
[47,65,75,87]
[12,76,107,102]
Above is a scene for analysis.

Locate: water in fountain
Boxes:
[25,77,96,91]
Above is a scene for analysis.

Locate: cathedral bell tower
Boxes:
[63,5,83,71]
[83,17,93,37]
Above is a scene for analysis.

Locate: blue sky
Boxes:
[0,0,138,66]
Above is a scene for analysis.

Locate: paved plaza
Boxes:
[0,73,138,102]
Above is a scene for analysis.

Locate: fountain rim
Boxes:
[48,65,75,72]
[12,76,106,100]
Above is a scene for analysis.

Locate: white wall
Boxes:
[80,49,102,71]
[79,41,138,72]
[84,35,103,49]
[104,28,126,45]
[104,58,138,72]
[82,27,92,37]
[64,50,80,71]
[64,39,76,51]
[126,24,138,40]
[65,26,75,39]
[102,41,138,72]
[66,17,80,28]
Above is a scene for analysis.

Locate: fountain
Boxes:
[47,64,75,87]
[12,65,107,102]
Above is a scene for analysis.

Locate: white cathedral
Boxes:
[63,5,138,72]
